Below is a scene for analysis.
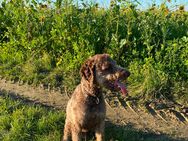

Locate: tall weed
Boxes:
[0,0,187,104]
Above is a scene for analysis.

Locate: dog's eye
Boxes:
[102,63,112,71]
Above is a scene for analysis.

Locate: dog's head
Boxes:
[80,54,130,96]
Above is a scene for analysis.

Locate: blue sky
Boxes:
[95,0,188,10]
[2,0,186,10]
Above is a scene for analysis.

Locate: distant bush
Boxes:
[0,0,187,104]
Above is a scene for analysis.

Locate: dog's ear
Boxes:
[80,59,95,82]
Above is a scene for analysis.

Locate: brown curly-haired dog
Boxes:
[62,54,130,141]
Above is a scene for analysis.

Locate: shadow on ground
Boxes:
[0,89,57,109]
[81,120,184,141]
[105,120,185,141]
[0,89,187,141]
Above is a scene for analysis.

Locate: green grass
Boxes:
[0,92,65,141]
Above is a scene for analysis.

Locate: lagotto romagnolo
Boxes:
[62,54,130,141]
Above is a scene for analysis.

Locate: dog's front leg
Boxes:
[95,121,105,141]
[71,126,81,141]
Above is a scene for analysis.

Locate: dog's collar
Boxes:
[85,90,101,105]
[89,95,100,105]
[81,84,101,105]
[85,94,101,105]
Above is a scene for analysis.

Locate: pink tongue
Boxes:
[115,80,128,96]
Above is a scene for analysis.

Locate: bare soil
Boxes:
[0,78,188,141]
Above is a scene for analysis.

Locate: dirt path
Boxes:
[0,78,188,140]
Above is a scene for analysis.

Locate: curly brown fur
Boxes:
[62,54,130,141]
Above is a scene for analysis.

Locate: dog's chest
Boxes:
[81,100,105,129]
[83,104,105,129]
